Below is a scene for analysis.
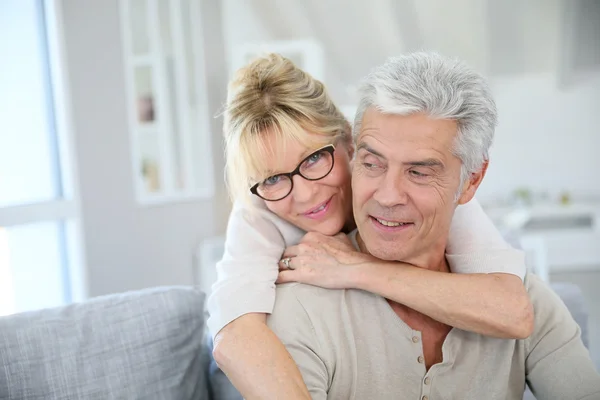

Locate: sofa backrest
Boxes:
[0,286,208,400]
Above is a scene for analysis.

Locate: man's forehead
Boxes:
[357,111,458,154]
[357,137,447,166]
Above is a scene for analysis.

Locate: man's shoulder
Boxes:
[523,273,562,315]
[523,273,558,300]
[268,284,352,335]
[275,283,349,306]
[272,283,374,320]
[523,272,578,341]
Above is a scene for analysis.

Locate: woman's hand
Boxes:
[277,232,376,289]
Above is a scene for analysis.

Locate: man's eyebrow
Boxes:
[404,159,444,168]
[356,142,385,158]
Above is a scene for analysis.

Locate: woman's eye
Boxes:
[263,175,281,186]
[307,152,323,164]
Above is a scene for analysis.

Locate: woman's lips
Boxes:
[302,197,333,220]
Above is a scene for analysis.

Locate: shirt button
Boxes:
[417,356,424,364]
[422,396,429,400]
[412,336,420,343]
[424,377,431,385]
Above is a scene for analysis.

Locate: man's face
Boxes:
[352,108,485,266]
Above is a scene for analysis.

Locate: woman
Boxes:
[209,53,533,399]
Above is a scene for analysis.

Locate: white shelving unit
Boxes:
[119,0,214,205]
[487,202,600,275]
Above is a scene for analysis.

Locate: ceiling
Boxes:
[221,0,599,103]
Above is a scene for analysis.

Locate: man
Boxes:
[267,52,600,399]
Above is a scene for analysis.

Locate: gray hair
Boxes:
[354,52,498,185]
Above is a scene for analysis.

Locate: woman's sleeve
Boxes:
[206,202,303,337]
[446,198,526,280]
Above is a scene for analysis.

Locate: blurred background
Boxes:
[1,0,599,367]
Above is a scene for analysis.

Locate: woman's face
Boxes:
[259,132,354,235]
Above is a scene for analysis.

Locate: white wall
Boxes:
[221,0,599,205]
[479,73,600,204]
[61,0,229,297]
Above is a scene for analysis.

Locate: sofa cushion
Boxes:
[0,286,207,400]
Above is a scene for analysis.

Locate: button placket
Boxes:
[421,377,432,400]
[421,368,436,400]
[412,330,430,399]
[412,331,424,368]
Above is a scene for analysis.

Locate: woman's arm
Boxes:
[208,202,310,399]
[446,198,526,277]
[213,314,311,400]
[279,200,534,339]
[353,263,533,338]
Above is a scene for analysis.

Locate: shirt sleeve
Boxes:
[206,201,303,337]
[445,197,526,280]
[267,284,329,400]
[524,275,600,400]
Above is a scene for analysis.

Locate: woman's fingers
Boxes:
[282,245,301,259]
[301,231,325,244]
[283,243,317,258]
[276,269,298,284]
[279,256,294,270]
[277,264,314,283]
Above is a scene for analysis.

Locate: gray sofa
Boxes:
[0,281,589,399]
[0,287,241,400]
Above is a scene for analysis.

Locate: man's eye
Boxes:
[363,162,378,170]
[409,170,427,177]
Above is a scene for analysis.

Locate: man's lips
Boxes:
[370,215,413,228]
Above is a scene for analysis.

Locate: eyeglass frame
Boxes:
[250,144,336,202]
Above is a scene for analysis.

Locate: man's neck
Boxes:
[355,230,452,337]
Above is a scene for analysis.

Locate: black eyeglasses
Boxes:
[250,145,336,201]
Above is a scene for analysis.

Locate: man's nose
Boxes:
[290,175,318,203]
[372,172,409,208]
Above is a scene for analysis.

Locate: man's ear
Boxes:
[457,161,489,205]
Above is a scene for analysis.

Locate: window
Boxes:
[0,0,85,316]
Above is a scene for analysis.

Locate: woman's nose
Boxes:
[290,175,318,203]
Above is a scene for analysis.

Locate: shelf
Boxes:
[120,0,214,206]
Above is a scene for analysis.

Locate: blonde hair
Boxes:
[223,53,350,204]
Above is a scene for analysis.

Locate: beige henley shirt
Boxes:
[268,260,600,399]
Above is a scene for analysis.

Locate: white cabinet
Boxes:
[119,0,214,204]
[487,203,600,273]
